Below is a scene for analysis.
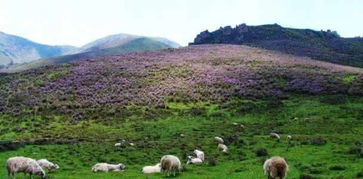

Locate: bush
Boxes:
[300,173,315,179]
[347,146,363,157]
[357,171,363,178]
[329,165,346,171]
[310,137,326,146]
[255,148,268,157]
[208,157,217,166]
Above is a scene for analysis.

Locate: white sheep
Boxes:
[160,155,182,176]
[287,135,292,140]
[114,143,122,147]
[91,163,126,172]
[218,143,228,153]
[193,149,205,161]
[186,156,203,165]
[270,132,281,140]
[141,163,161,174]
[263,156,289,179]
[214,136,224,144]
[6,156,46,179]
[37,159,59,170]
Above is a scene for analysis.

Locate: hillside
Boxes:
[190,24,363,67]
[0,31,77,66]
[0,45,362,178]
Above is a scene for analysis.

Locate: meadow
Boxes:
[1,95,363,178]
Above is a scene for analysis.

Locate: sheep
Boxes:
[286,135,292,140]
[263,156,288,179]
[193,149,205,161]
[6,156,46,179]
[186,156,203,165]
[141,163,161,174]
[115,139,126,147]
[91,163,126,172]
[214,136,224,144]
[218,143,228,153]
[270,132,281,140]
[160,155,182,176]
[129,142,135,146]
[37,159,59,170]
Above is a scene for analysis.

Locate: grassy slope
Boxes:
[0,96,362,178]
[0,45,362,178]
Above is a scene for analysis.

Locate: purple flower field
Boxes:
[0,45,362,117]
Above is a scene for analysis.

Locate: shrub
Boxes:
[255,148,268,157]
[310,137,326,146]
[208,157,217,166]
[300,173,315,179]
[329,165,346,171]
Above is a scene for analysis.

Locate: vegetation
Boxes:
[191,24,363,67]
[0,45,362,178]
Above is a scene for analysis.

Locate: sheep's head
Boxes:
[118,163,126,170]
[186,156,193,164]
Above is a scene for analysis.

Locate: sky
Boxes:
[1,0,362,47]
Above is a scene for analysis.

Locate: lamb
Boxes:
[218,143,228,153]
[91,163,126,172]
[141,163,161,174]
[270,132,281,140]
[214,136,224,144]
[37,159,59,170]
[115,139,127,147]
[193,149,205,161]
[6,156,46,179]
[186,156,203,165]
[160,155,182,176]
[263,156,289,179]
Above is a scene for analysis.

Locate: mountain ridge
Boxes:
[190,24,363,67]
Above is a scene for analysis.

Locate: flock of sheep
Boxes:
[5,133,290,179]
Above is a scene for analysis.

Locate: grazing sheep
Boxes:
[129,142,135,146]
[270,132,281,140]
[160,155,182,176]
[37,159,59,170]
[91,163,126,172]
[114,143,122,147]
[263,156,288,179]
[287,135,292,140]
[218,143,228,153]
[193,149,205,161]
[141,163,161,174]
[186,156,203,165]
[214,136,224,144]
[6,156,46,179]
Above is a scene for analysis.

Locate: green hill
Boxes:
[0,45,362,178]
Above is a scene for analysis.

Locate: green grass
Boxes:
[0,95,363,178]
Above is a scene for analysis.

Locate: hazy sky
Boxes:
[1,0,362,47]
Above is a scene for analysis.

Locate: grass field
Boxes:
[1,95,362,178]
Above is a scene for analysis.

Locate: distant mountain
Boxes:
[47,37,173,63]
[80,33,180,52]
[0,31,77,67]
[2,37,176,73]
[190,24,363,67]
[0,32,180,72]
